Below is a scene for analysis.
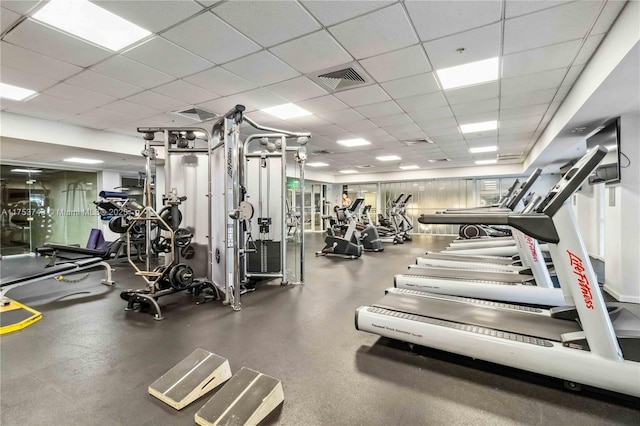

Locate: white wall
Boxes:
[603,112,640,302]
[97,170,122,242]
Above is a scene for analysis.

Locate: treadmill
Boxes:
[356,146,640,398]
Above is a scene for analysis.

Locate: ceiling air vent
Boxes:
[356,164,375,169]
[311,149,333,156]
[427,158,451,163]
[498,153,522,161]
[402,137,434,146]
[171,107,219,122]
[318,67,365,90]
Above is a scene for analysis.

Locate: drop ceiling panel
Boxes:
[500,103,551,119]
[25,94,95,115]
[4,19,111,67]
[152,80,220,104]
[316,108,366,125]
[102,100,161,120]
[43,83,118,108]
[297,95,348,114]
[184,67,257,97]
[146,112,200,127]
[1,0,41,15]
[92,0,204,33]
[224,88,287,111]
[380,73,440,100]
[0,42,82,81]
[65,71,144,98]
[329,4,417,59]
[406,1,502,41]
[408,105,454,122]
[591,0,627,35]
[270,30,353,75]
[504,1,601,54]
[6,102,73,121]
[162,12,261,64]
[358,127,390,138]
[562,64,586,87]
[450,98,499,116]
[265,77,328,103]
[422,126,460,137]
[501,88,557,108]
[334,85,391,107]
[502,39,582,78]
[341,119,379,132]
[501,67,566,96]
[444,81,499,105]
[423,22,501,69]
[222,51,300,86]
[500,125,539,135]
[315,124,349,137]
[1,7,21,33]
[212,1,320,47]
[383,122,421,135]
[360,45,431,82]
[354,101,403,118]
[91,55,174,89]
[396,91,448,112]
[126,90,191,112]
[416,116,459,130]
[0,65,58,91]
[301,0,395,26]
[370,113,413,127]
[124,37,213,78]
[506,1,573,19]
[62,115,120,131]
[574,34,606,65]
[81,107,138,124]
[453,110,499,124]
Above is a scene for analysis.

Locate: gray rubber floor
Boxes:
[1,234,639,425]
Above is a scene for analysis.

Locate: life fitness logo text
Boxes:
[524,235,538,262]
[567,250,594,309]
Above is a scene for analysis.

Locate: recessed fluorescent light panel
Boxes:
[436,57,499,90]
[64,158,104,164]
[33,0,151,51]
[339,169,358,174]
[11,168,42,173]
[0,82,37,101]
[307,162,329,167]
[469,146,497,153]
[460,120,498,134]
[337,138,371,147]
[475,159,497,165]
[400,165,419,170]
[376,155,401,161]
[261,103,312,119]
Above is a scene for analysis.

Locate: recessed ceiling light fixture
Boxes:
[475,159,497,165]
[399,165,419,170]
[376,155,401,161]
[33,0,151,51]
[11,168,42,173]
[0,82,37,101]
[460,120,498,134]
[436,57,499,90]
[469,146,497,153]
[339,169,358,174]
[307,162,329,167]
[64,158,104,164]
[337,138,371,147]
[261,103,312,119]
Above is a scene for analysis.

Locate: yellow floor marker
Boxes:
[0,298,42,334]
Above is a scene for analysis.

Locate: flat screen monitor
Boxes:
[587,117,621,185]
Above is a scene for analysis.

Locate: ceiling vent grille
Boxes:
[311,149,333,156]
[427,158,451,163]
[317,67,366,91]
[497,153,522,161]
[171,107,219,122]
[356,164,375,169]
[402,137,435,146]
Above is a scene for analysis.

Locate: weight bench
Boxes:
[0,257,115,300]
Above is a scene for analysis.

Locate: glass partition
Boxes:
[1,165,98,256]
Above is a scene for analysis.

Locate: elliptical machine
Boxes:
[316,198,364,259]
[395,194,413,242]
[355,203,384,252]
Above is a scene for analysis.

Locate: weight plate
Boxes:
[169,263,193,290]
[158,207,182,231]
[174,228,192,247]
[109,216,128,234]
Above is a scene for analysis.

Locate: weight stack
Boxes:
[247,240,281,273]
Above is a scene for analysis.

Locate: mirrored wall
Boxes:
[1,165,98,256]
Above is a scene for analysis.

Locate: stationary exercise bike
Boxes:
[316,198,364,259]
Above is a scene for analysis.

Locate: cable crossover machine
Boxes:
[121,105,309,319]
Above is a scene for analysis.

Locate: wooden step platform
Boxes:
[195,367,284,426]
[149,348,231,410]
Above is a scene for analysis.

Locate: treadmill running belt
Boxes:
[422,253,515,265]
[372,293,580,341]
[405,267,533,283]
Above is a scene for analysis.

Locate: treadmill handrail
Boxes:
[418,212,559,243]
[506,168,542,210]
